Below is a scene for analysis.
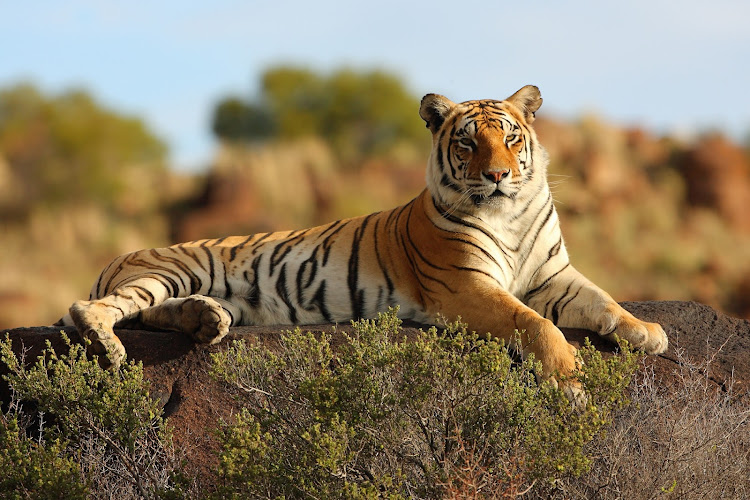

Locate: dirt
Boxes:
[2,300,749,492]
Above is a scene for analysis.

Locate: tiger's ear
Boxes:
[419,94,456,133]
[505,85,543,123]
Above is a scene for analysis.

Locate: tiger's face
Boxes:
[420,85,548,213]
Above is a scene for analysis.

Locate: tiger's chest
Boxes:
[464,202,567,301]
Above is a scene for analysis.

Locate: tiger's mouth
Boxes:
[469,186,517,205]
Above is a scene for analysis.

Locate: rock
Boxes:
[676,134,750,232]
[2,300,748,490]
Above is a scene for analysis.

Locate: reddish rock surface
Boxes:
[2,300,748,491]
[677,134,750,232]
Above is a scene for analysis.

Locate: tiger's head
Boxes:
[419,85,549,214]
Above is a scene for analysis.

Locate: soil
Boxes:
[2,300,749,492]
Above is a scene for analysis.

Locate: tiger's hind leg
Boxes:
[137,295,239,345]
[525,265,668,354]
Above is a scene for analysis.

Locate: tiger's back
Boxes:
[62,85,668,400]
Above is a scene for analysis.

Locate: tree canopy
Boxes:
[212,67,427,160]
[0,83,167,216]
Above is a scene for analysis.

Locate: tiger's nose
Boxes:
[483,169,510,183]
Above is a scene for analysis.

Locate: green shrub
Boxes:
[0,333,185,499]
[0,412,87,499]
[211,309,641,498]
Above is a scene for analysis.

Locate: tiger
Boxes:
[58,85,668,399]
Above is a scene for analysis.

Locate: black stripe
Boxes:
[250,233,273,254]
[321,221,350,266]
[440,173,463,193]
[347,214,375,319]
[439,210,512,264]
[558,285,583,319]
[223,307,236,326]
[452,265,502,284]
[445,237,501,267]
[151,249,201,294]
[121,254,187,296]
[175,245,208,273]
[549,283,572,324]
[275,263,298,323]
[524,263,570,299]
[199,241,216,295]
[508,183,546,223]
[318,219,343,238]
[245,255,263,308]
[513,196,554,253]
[223,258,232,299]
[110,304,127,318]
[96,255,122,299]
[230,235,255,261]
[404,204,449,272]
[397,225,453,294]
[148,272,179,297]
[269,241,292,276]
[131,286,155,306]
[308,280,332,323]
[372,218,394,298]
[102,252,134,296]
[549,236,562,259]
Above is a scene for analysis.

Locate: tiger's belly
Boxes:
[223,256,425,327]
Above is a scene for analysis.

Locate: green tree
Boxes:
[212,66,427,160]
[0,83,167,217]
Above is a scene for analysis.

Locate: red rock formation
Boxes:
[678,134,750,232]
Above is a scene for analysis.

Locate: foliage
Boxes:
[211,66,428,161]
[0,412,88,499]
[0,83,167,217]
[537,343,750,500]
[211,308,641,498]
[0,333,186,499]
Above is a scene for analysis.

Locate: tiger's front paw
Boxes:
[529,321,585,407]
[69,300,127,369]
[603,308,668,355]
[86,329,127,370]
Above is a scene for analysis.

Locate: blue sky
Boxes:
[2,0,749,170]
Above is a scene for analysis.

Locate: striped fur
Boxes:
[60,85,667,397]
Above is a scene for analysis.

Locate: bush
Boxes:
[0,333,186,499]
[211,308,641,498]
[538,341,750,499]
[0,411,87,499]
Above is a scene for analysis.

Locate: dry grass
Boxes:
[535,342,750,500]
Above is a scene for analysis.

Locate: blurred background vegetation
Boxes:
[2,67,750,328]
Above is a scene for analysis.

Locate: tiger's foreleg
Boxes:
[525,265,668,354]
[434,284,583,403]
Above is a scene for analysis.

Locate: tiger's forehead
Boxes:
[451,99,525,132]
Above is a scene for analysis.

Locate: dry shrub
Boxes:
[538,341,750,499]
